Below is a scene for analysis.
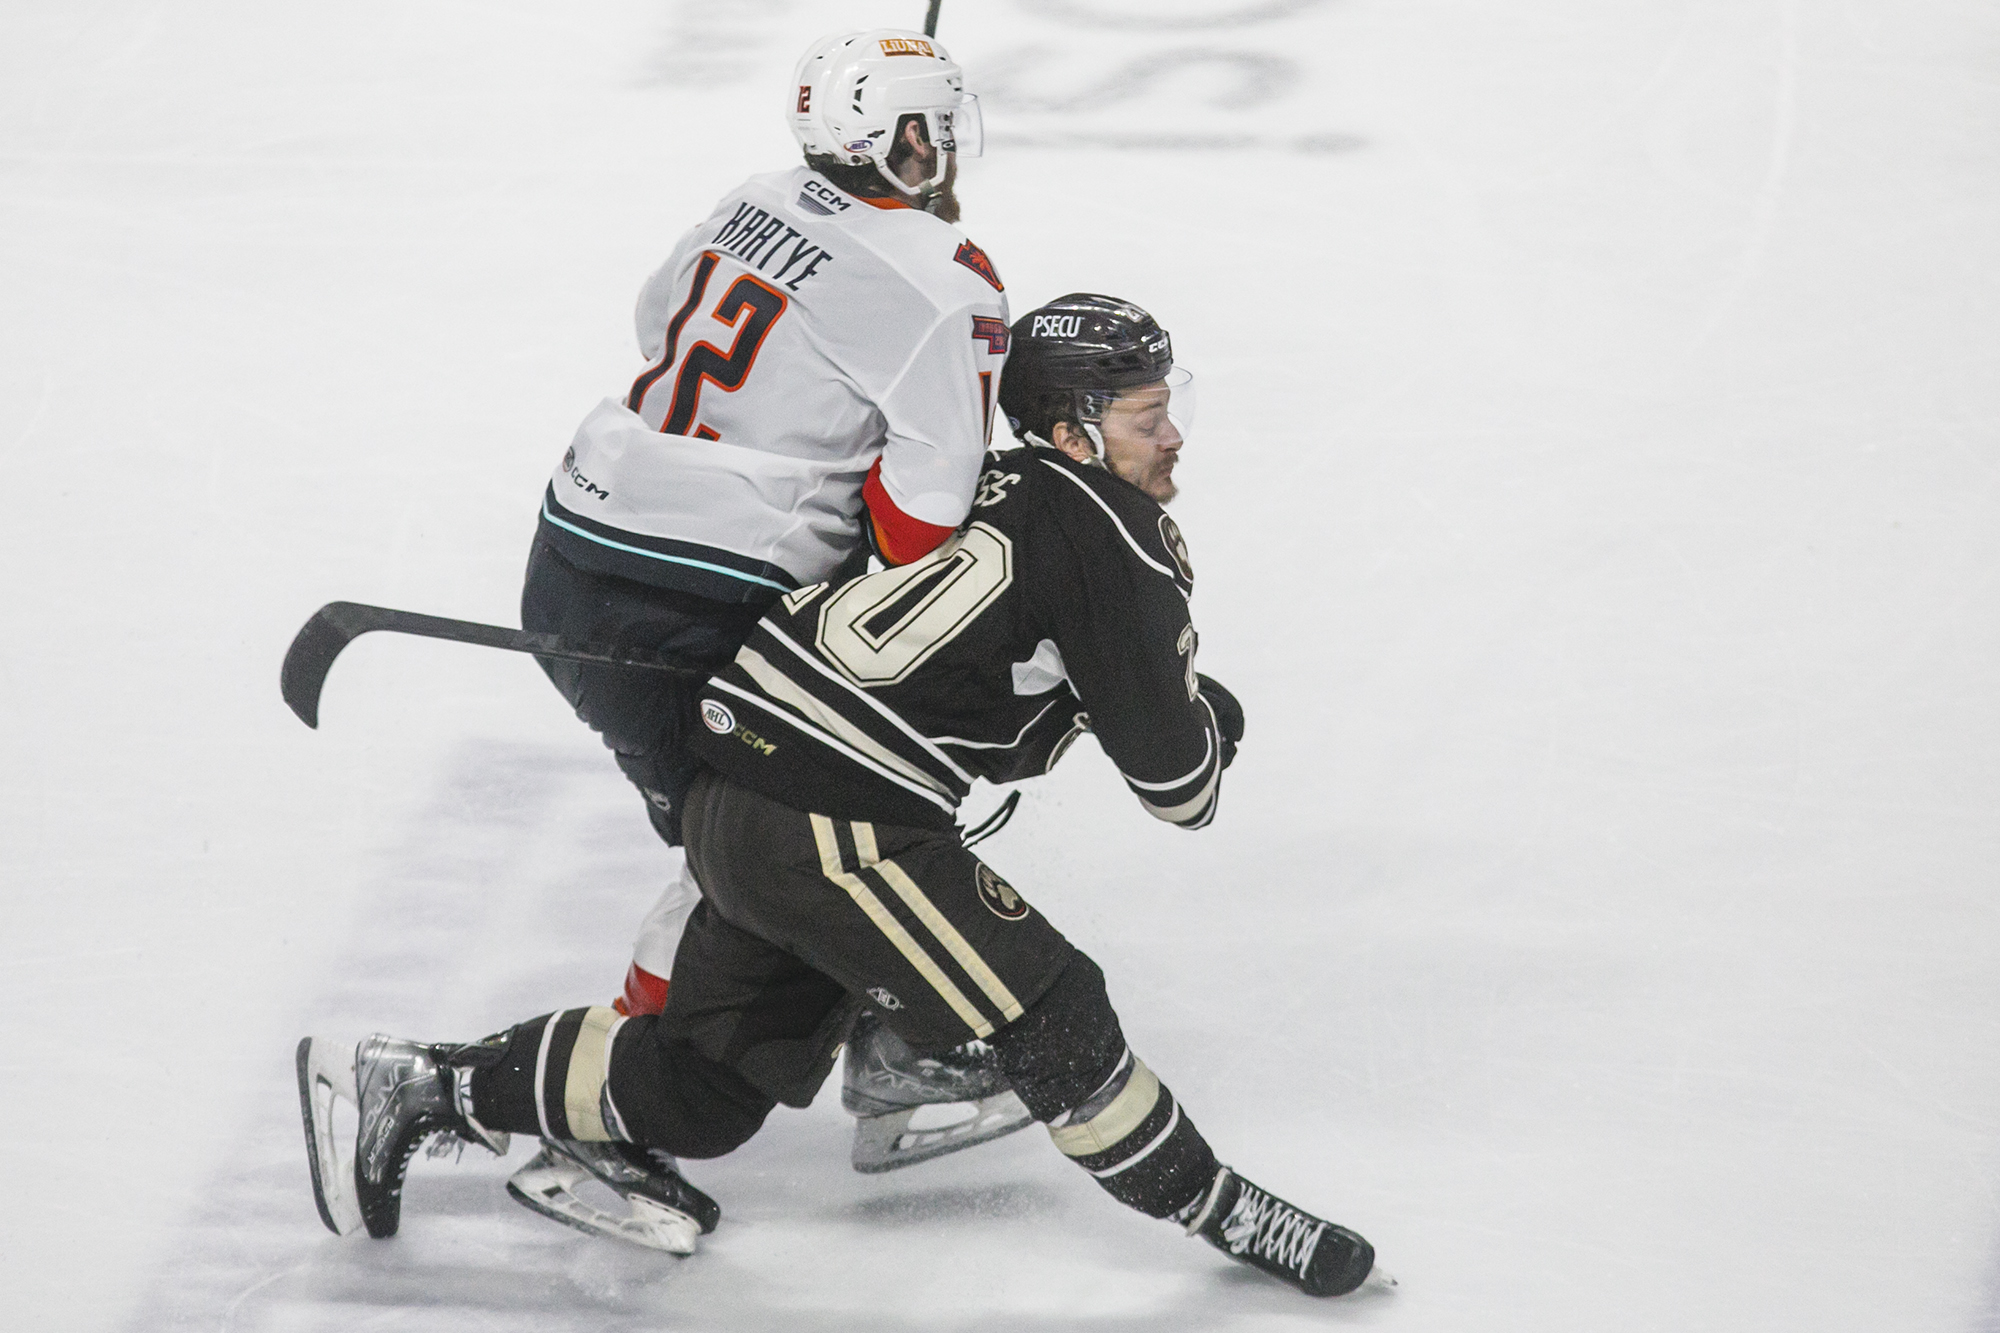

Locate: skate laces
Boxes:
[424,1129,470,1162]
[1220,1181,1328,1279]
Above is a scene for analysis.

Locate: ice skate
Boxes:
[295,1034,509,1239]
[841,1007,1034,1173]
[1184,1167,1389,1298]
[506,1138,720,1254]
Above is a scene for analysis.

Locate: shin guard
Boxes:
[468,1008,632,1142]
[1048,1051,1218,1217]
[991,956,1218,1219]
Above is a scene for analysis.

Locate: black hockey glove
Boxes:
[1196,673,1244,769]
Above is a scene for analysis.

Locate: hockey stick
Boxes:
[924,0,942,37]
[281,601,705,729]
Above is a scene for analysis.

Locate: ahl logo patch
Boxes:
[867,986,902,1011]
[1158,514,1193,582]
[700,700,735,734]
[953,240,1003,292]
[975,863,1029,921]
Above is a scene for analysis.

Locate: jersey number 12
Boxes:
[628,251,789,440]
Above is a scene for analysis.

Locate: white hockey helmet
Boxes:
[789,29,983,195]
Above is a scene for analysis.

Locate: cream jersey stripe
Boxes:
[735,648,954,795]
[532,1012,560,1139]
[761,622,977,784]
[809,814,995,1038]
[849,822,1025,1023]
[562,1007,623,1142]
[1048,1059,1163,1158]
[707,677,958,815]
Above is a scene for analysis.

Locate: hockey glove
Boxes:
[1197,673,1244,769]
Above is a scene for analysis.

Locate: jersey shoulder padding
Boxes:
[1010,448,1196,600]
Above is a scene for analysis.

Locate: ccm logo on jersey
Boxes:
[954,240,1003,292]
[1032,314,1083,339]
[797,180,851,216]
[879,37,935,57]
[561,446,609,500]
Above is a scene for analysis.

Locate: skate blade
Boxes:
[506,1149,701,1255]
[1363,1262,1399,1291]
[295,1036,365,1236]
[850,1091,1035,1174]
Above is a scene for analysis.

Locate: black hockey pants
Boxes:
[468,772,1221,1219]
[519,536,771,845]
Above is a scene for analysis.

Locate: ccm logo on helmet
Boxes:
[879,37,936,57]
[1032,314,1083,339]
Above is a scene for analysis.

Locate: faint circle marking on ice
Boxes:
[1017,0,1332,30]
[982,49,1297,114]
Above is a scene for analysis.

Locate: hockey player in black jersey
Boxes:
[297,295,1386,1300]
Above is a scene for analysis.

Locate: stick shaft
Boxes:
[281,600,703,729]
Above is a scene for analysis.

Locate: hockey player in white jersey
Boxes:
[521,29,1009,1020]
[296,293,1391,1299]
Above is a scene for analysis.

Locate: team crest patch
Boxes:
[700,700,735,734]
[975,863,1029,921]
[1158,514,1193,582]
[971,315,1010,355]
[954,240,1003,292]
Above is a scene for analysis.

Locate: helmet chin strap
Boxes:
[867,113,951,197]
[869,159,928,198]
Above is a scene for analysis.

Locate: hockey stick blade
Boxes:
[281,601,704,728]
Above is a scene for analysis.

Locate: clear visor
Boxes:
[1081,366,1196,445]
[932,94,983,158]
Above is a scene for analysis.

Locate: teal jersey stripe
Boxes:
[539,502,794,594]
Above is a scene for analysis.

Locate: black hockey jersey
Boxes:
[688,445,1223,833]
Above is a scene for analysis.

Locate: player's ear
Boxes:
[1049,421,1096,464]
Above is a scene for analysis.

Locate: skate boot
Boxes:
[1183,1166,1389,1297]
[507,1139,720,1254]
[841,1007,1034,1173]
[295,1034,509,1239]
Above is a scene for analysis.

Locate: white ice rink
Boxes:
[4,1,1996,1328]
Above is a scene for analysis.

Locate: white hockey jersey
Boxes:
[538,167,1011,602]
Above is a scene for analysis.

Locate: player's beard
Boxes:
[921,156,961,224]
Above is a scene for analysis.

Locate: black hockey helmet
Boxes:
[1000,293,1176,445]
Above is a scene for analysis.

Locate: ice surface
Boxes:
[2,1,1996,1329]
